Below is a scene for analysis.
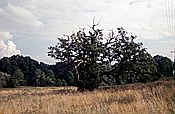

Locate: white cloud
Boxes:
[0,31,12,41]
[34,55,56,65]
[0,3,43,29]
[0,0,168,40]
[129,0,154,8]
[0,31,21,58]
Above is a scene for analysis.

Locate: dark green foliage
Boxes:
[78,61,100,90]
[0,55,67,87]
[34,69,46,86]
[66,71,75,86]
[0,72,7,88]
[11,78,19,88]
[0,57,12,74]
[101,74,116,86]
[56,78,62,86]
[61,79,67,86]
[50,62,75,85]
[154,55,174,77]
[4,73,18,88]
[45,70,57,86]
[13,69,26,86]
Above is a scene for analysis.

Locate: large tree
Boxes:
[106,28,157,84]
[48,22,104,90]
[48,22,157,90]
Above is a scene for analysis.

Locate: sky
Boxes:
[0,0,175,64]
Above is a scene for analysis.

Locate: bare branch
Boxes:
[78,26,85,31]
[74,59,84,81]
[87,17,102,31]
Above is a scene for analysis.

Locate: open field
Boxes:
[0,80,175,114]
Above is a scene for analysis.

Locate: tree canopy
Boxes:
[48,23,158,90]
[154,55,174,78]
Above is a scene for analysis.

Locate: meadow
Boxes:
[0,80,175,114]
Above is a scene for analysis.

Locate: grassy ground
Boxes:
[0,80,175,114]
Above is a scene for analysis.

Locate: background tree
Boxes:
[13,69,26,86]
[61,79,67,86]
[56,78,62,86]
[0,72,7,88]
[66,71,75,86]
[0,57,12,74]
[0,55,63,87]
[34,69,46,86]
[45,70,57,86]
[154,55,173,78]
[4,73,17,88]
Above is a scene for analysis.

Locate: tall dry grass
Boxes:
[0,80,175,114]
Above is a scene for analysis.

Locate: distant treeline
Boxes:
[0,54,174,88]
[0,55,73,88]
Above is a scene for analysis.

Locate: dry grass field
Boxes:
[0,80,175,114]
